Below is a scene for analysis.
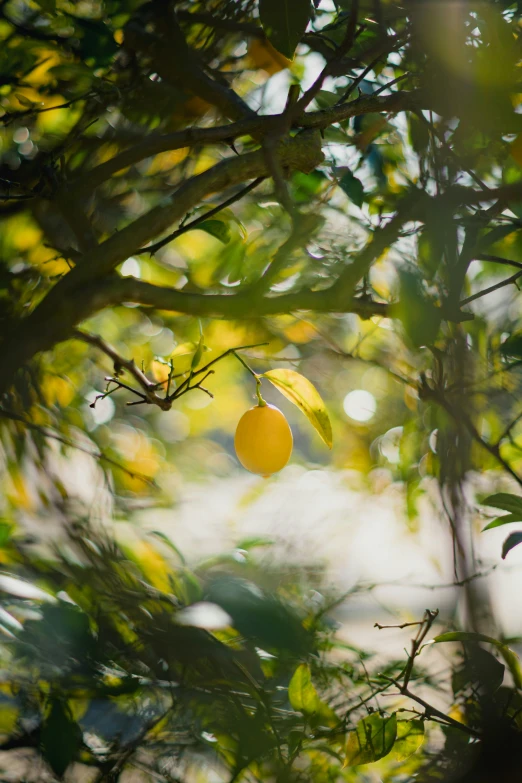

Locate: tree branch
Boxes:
[97,277,390,320]
[71,91,426,196]
[124,12,254,123]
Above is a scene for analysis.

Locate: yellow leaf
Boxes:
[262,369,332,448]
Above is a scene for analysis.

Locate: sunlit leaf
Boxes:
[191,335,205,370]
[345,713,397,766]
[259,0,312,58]
[262,369,332,448]
[391,720,424,761]
[288,664,337,725]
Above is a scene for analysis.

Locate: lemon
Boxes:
[247,38,292,75]
[234,404,293,476]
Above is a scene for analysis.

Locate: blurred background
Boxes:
[2,0,522,780]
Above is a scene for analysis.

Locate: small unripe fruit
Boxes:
[234,404,293,476]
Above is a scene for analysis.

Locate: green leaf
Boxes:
[262,369,332,448]
[391,720,424,761]
[434,631,505,646]
[314,90,339,109]
[480,495,522,530]
[195,219,231,244]
[0,523,12,547]
[452,646,505,695]
[259,0,312,59]
[0,701,19,735]
[502,531,522,559]
[40,700,82,778]
[482,513,522,531]
[396,270,441,349]
[409,114,430,155]
[500,333,522,359]
[481,493,522,514]
[345,713,397,766]
[288,664,317,713]
[191,335,205,370]
[339,170,365,208]
[234,536,275,551]
[34,0,56,11]
[288,664,337,725]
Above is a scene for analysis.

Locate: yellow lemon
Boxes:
[234,404,293,476]
[247,38,292,75]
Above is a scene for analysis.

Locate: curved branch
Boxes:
[40,131,325,300]
[94,277,390,320]
[72,91,426,195]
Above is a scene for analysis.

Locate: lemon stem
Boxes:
[256,378,267,407]
[232,351,257,377]
[232,351,267,406]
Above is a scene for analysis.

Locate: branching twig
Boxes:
[75,329,269,410]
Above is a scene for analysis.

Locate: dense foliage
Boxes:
[2,0,522,780]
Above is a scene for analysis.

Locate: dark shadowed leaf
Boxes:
[452,646,505,695]
[396,270,441,348]
[345,713,397,766]
[500,333,522,358]
[481,494,522,530]
[207,576,311,654]
[259,0,312,58]
[502,531,522,559]
[432,633,521,689]
[40,700,82,778]
[195,219,231,244]
[482,493,522,514]
[339,169,365,207]
[34,0,56,11]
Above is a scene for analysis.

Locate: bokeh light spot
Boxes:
[343,390,376,422]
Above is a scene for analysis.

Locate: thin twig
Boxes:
[139,177,265,256]
[460,270,522,307]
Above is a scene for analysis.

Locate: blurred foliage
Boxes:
[1,0,522,779]
[0,523,517,781]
